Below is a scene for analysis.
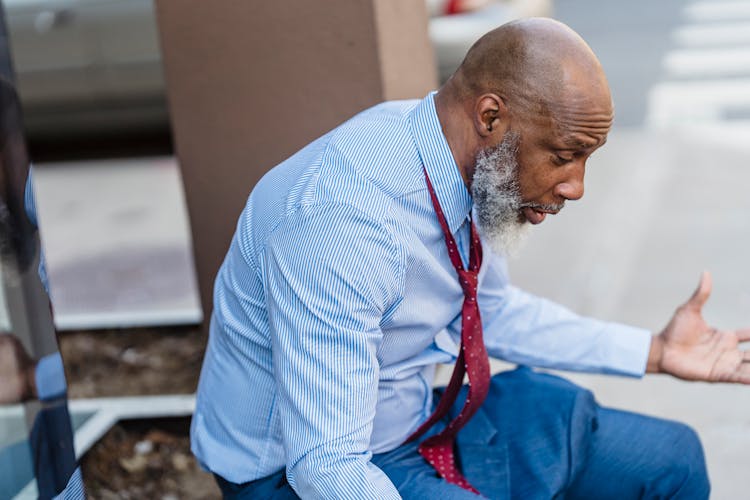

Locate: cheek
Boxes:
[517,153,557,199]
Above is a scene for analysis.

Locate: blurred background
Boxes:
[2,0,750,498]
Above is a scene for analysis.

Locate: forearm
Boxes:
[482,285,652,376]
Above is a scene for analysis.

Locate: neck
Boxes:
[434,88,476,189]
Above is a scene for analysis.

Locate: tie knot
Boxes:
[457,269,477,295]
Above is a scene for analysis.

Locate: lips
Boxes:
[522,206,559,225]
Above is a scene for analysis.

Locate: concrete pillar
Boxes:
[155,0,437,324]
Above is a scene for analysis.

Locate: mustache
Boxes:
[520,201,566,213]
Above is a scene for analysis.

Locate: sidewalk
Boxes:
[31,157,202,330]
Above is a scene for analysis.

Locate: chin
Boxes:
[480,220,532,257]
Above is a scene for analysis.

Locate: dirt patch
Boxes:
[59,325,206,398]
[58,325,222,498]
[80,417,221,500]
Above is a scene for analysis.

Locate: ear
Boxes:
[473,93,510,138]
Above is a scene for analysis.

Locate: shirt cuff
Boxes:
[35,352,68,401]
[600,323,653,377]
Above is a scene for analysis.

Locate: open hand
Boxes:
[653,272,750,384]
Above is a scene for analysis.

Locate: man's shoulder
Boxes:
[319,99,424,201]
[242,97,427,249]
[358,98,422,120]
[330,98,419,147]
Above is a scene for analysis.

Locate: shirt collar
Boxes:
[408,92,473,234]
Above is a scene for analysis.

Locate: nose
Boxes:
[554,165,585,201]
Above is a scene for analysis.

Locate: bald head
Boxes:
[435,18,614,191]
[446,18,611,120]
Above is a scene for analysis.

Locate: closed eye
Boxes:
[553,154,573,165]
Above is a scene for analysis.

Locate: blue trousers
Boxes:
[215,367,710,499]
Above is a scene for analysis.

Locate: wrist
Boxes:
[646,334,665,374]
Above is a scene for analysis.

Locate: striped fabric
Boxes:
[24,167,50,291]
[52,467,85,500]
[191,92,652,499]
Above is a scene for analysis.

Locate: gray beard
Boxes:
[471,132,531,257]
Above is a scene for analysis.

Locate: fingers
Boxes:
[728,354,750,384]
[686,270,712,311]
[736,328,750,343]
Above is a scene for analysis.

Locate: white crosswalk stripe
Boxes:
[672,22,750,47]
[684,1,750,22]
[664,47,750,78]
[646,0,750,136]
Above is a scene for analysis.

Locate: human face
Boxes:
[510,96,613,225]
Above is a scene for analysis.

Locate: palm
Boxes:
[658,272,750,384]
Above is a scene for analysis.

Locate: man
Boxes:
[191,18,749,499]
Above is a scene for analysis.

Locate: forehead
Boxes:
[522,96,613,151]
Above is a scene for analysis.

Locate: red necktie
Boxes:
[406,167,491,494]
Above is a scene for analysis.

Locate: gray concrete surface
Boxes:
[31,157,202,330]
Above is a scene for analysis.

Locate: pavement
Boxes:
[28,157,202,330]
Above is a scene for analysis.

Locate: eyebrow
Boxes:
[558,136,607,151]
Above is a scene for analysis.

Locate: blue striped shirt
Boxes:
[191,93,652,499]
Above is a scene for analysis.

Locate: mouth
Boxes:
[521,206,562,225]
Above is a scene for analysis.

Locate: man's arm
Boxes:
[477,252,652,376]
[262,203,403,499]
[480,284,653,376]
[479,250,750,383]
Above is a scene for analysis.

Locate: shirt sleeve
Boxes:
[262,203,403,500]
[24,166,50,292]
[478,252,653,377]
